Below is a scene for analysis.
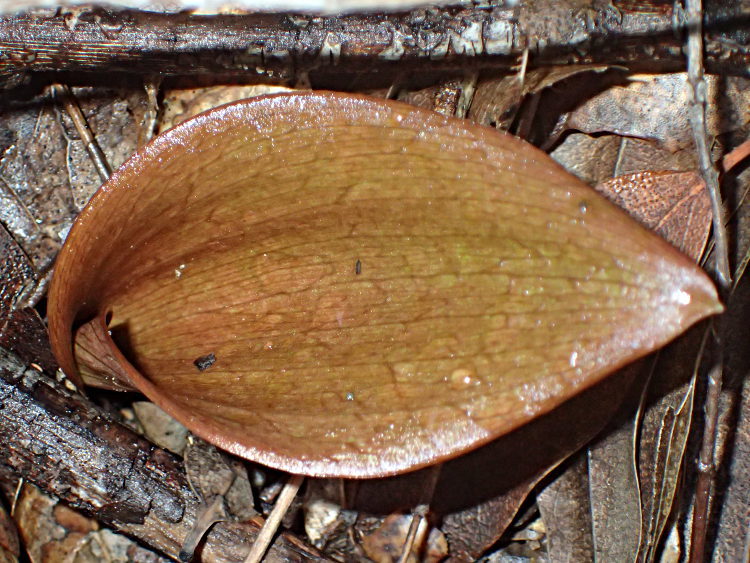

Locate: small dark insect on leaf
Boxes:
[355,259,362,275]
[194,353,216,372]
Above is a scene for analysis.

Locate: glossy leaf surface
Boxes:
[48,92,722,477]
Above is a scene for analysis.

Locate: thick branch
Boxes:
[0,1,748,88]
[0,348,326,562]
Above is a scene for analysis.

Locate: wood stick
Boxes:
[244,474,305,563]
[0,347,327,562]
[684,1,729,560]
[0,2,748,89]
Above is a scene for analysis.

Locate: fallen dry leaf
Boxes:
[587,380,644,562]
[132,401,189,455]
[551,133,702,187]
[469,64,614,130]
[159,84,296,131]
[0,87,146,275]
[564,73,750,152]
[436,363,642,559]
[48,92,721,478]
[594,171,711,260]
[536,454,594,562]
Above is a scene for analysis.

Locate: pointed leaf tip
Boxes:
[48,92,723,477]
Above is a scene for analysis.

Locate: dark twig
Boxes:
[684,2,730,560]
[690,360,723,562]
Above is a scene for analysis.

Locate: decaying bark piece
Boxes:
[0,1,748,88]
[0,347,327,562]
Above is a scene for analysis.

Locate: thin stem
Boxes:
[732,245,750,294]
[690,361,723,562]
[397,504,429,563]
[243,474,304,563]
[684,0,731,289]
[51,84,112,182]
[397,464,442,563]
[684,2,729,560]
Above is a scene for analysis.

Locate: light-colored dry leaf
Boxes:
[159,84,296,131]
[303,499,342,549]
[565,73,750,152]
[133,401,189,454]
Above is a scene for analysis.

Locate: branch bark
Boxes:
[0,1,749,88]
[0,347,327,562]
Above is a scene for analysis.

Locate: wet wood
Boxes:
[0,348,327,562]
[0,1,748,89]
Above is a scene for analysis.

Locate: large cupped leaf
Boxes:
[48,92,722,477]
